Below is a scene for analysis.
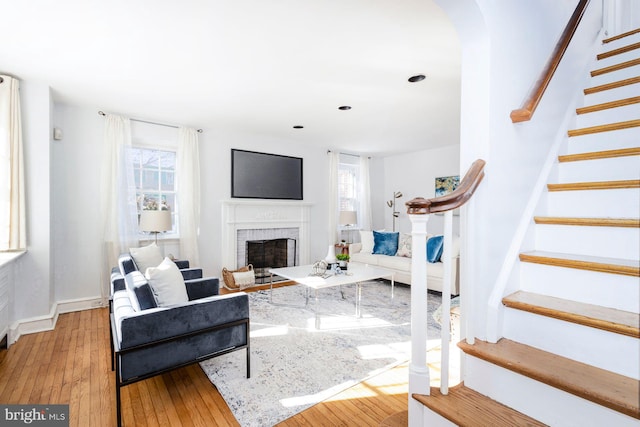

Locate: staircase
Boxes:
[412,29,640,426]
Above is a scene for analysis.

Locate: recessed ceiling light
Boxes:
[293,125,304,129]
[338,106,352,111]
[408,74,426,83]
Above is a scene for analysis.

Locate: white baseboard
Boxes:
[8,296,104,346]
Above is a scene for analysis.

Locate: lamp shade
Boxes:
[339,210,357,226]
[139,210,172,233]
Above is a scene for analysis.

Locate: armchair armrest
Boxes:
[174,260,189,269]
[180,268,203,281]
[185,277,219,300]
[117,292,249,350]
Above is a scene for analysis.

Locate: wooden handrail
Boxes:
[510,0,591,123]
[406,159,486,215]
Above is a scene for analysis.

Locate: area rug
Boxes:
[200,281,442,427]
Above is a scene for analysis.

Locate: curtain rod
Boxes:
[327,150,371,159]
[98,111,203,133]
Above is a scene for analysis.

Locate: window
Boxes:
[338,153,360,216]
[131,147,177,235]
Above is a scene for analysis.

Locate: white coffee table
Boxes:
[268,263,395,328]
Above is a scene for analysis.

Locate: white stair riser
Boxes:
[502,308,640,379]
[546,188,640,217]
[464,356,639,427]
[575,102,640,128]
[565,126,640,153]
[421,408,456,427]
[520,262,640,312]
[594,48,640,70]
[599,32,640,51]
[534,224,640,259]
[582,82,640,105]
[558,156,640,182]
[589,64,640,88]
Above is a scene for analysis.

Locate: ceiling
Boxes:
[0,0,461,157]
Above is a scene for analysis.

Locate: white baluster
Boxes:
[408,213,430,427]
[440,210,453,395]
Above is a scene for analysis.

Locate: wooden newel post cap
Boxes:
[406,197,432,215]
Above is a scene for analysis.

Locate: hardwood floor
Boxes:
[0,283,413,426]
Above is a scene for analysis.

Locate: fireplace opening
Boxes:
[246,238,297,283]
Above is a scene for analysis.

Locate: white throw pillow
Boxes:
[396,233,412,257]
[360,230,375,253]
[130,243,163,273]
[144,257,189,306]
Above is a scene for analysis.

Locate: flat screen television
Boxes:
[231,149,303,200]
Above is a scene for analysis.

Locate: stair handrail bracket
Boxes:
[406,159,485,406]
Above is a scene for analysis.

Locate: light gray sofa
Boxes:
[349,235,460,295]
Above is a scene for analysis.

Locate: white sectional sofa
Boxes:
[349,232,460,295]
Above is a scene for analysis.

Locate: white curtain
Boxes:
[100,114,138,301]
[0,75,26,251]
[358,156,372,232]
[328,151,340,244]
[177,127,200,265]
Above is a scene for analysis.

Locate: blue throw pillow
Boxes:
[372,231,399,256]
[426,235,444,263]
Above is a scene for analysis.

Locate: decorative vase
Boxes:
[324,245,337,264]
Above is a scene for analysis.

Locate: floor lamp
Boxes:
[139,210,172,245]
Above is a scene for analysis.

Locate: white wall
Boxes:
[437,0,605,339]
[380,145,460,235]
[51,105,103,302]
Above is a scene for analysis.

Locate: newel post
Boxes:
[407,197,431,426]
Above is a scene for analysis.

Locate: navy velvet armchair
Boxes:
[110,256,250,427]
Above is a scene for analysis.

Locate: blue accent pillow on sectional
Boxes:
[373,231,400,256]
[426,235,444,263]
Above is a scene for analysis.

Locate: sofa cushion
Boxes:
[378,254,411,271]
[427,235,444,263]
[129,243,163,273]
[349,251,381,265]
[125,271,158,311]
[396,233,412,257]
[145,257,189,307]
[373,231,399,256]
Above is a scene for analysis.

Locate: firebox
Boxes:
[246,238,297,283]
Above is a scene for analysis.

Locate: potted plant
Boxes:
[336,253,350,269]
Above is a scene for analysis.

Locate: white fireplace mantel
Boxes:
[221,199,313,270]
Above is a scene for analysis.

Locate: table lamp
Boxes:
[339,210,357,243]
[139,210,172,244]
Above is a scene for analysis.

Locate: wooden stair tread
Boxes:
[597,41,640,60]
[558,147,640,162]
[503,290,640,338]
[412,383,546,427]
[534,216,640,227]
[576,96,640,114]
[603,28,640,44]
[547,179,640,191]
[591,58,640,76]
[568,119,640,137]
[584,76,640,94]
[458,339,640,419]
[519,250,640,277]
